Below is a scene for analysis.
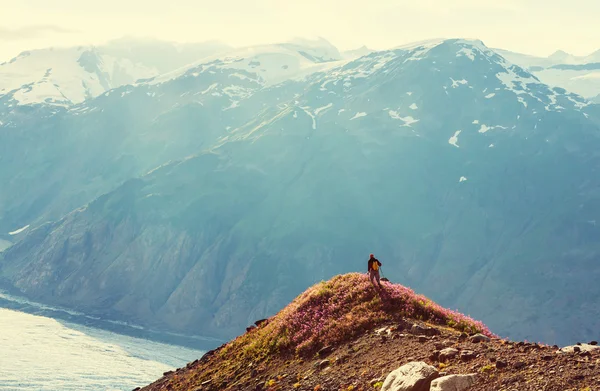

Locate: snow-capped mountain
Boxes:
[146,37,344,88]
[342,45,376,59]
[2,38,600,347]
[100,37,232,74]
[0,47,157,106]
[496,47,600,99]
[0,39,232,107]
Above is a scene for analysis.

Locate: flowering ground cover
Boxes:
[222,273,493,359]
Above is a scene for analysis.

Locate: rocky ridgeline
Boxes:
[138,275,600,391]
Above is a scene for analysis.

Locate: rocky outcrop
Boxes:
[381,362,438,391]
[430,374,476,391]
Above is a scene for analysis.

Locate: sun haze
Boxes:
[2,0,600,60]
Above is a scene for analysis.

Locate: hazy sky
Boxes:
[2,0,600,61]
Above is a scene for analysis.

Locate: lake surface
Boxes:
[0,308,205,391]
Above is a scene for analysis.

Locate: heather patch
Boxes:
[222,273,494,359]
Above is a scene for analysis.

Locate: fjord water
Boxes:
[0,308,204,391]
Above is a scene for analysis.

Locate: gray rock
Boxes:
[318,359,330,369]
[430,374,477,391]
[460,350,476,361]
[411,324,441,336]
[318,346,333,357]
[381,361,439,391]
[439,348,459,361]
[469,334,490,343]
[557,344,600,354]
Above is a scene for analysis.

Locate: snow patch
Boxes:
[472,120,479,124]
[495,65,538,96]
[314,103,333,115]
[485,93,496,99]
[200,83,218,95]
[301,107,317,129]
[457,47,476,61]
[389,111,420,126]
[409,103,418,110]
[479,124,508,133]
[9,225,30,235]
[350,112,367,120]
[450,78,468,88]
[459,177,468,183]
[448,130,462,148]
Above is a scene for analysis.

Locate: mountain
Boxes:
[0,39,231,107]
[139,274,600,391]
[2,38,600,347]
[100,37,232,74]
[0,38,344,238]
[342,45,376,59]
[495,48,600,99]
[0,47,155,106]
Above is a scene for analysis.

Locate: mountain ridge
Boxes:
[1,38,600,347]
[138,274,600,391]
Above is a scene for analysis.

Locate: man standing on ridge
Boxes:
[367,253,383,289]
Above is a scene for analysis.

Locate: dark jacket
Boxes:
[368,258,382,272]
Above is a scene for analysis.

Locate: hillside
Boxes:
[139,274,600,391]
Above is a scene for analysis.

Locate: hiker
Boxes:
[367,253,383,288]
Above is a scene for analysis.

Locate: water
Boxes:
[0,308,205,391]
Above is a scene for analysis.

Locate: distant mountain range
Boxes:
[0,38,232,106]
[1,37,599,346]
[495,48,600,99]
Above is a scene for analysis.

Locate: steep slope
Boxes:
[139,274,600,391]
[2,39,600,346]
[0,38,332,236]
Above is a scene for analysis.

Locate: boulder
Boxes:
[434,341,453,350]
[430,374,477,391]
[460,350,476,361]
[438,348,459,361]
[556,344,600,354]
[469,334,490,343]
[254,318,269,327]
[318,359,330,369]
[411,324,441,336]
[381,361,439,391]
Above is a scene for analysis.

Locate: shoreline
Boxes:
[0,291,223,352]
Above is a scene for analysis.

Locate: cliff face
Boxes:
[2,39,600,345]
[139,274,600,391]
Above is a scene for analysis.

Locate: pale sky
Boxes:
[2,0,600,61]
